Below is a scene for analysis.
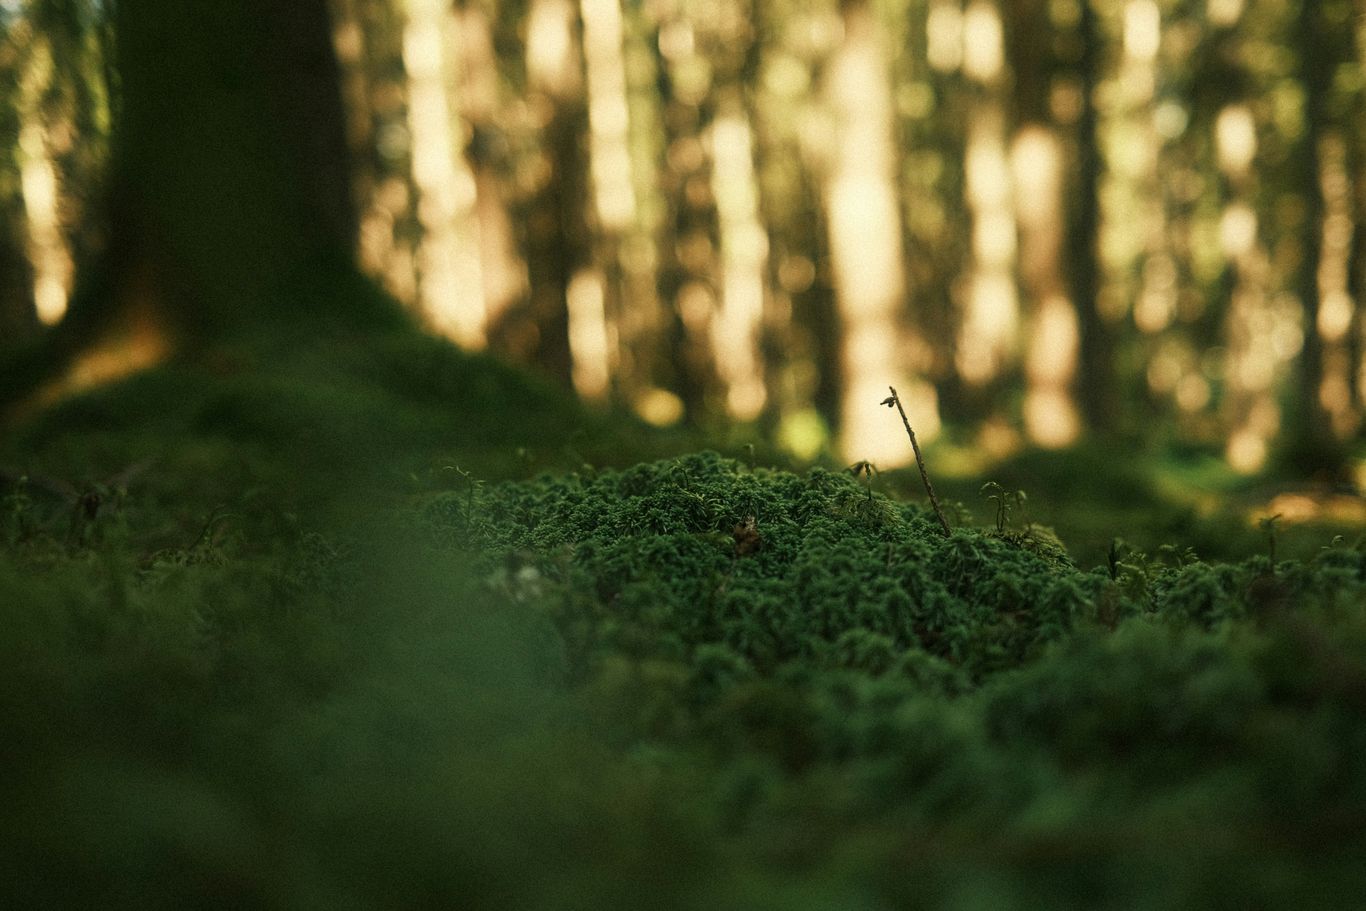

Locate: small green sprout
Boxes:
[848,460,877,503]
[1259,513,1283,567]
[980,481,1026,535]
[444,465,484,528]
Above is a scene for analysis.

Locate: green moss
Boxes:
[409,450,1366,907]
[426,452,1099,683]
[5,340,1366,909]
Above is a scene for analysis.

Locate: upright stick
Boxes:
[883,386,951,536]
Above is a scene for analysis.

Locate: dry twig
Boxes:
[882,386,951,536]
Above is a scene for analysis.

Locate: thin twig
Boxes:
[883,386,951,536]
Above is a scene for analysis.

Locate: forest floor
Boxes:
[3,331,1366,909]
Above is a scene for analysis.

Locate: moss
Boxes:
[426,451,1096,684]
[5,340,1366,908]
[409,449,1366,907]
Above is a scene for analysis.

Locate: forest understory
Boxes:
[3,331,1365,910]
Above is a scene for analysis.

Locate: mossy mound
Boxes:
[426,451,1103,683]
[6,342,1366,909]
[10,332,598,485]
[409,451,1366,909]
[0,331,703,555]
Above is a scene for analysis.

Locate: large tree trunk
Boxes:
[107,0,378,328]
[1,0,402,409]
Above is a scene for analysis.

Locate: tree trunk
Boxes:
[1279,0,1348,477]
[0,214,36,347]
[651,7,722,422]
[108,0,382,326]
[511,109,583,387]
[1,0,403,409]
[1067,0,1115,434]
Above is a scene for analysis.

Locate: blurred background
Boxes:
[3,0,1365,478]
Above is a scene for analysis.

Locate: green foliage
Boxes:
[412,450,1366,906]
[4,349,1366,908]
[0,521,760,910]
[426,452,1096,683]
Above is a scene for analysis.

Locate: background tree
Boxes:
[2,0,402,410]
[1065,0,1114,435]
[1278,0,1357,478]
[5,0,1365,478]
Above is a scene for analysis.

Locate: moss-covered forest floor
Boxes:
[3,332,1366,909]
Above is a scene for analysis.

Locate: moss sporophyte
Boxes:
[882,387,951,536]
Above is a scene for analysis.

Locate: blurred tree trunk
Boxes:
[1005,0,1082,447]
[498,0,585,389]
[1350,155,1366,431]
[1355,0,1366,445]
[1281,0,1347,477]
[749,0,839,446]
[108,0,377,327]
[695,5,766,423]
[2,0,401,406]
[332,0,379,247]
[1066,0,1115,434]
[0,215,37,347]
[0,15,31,343]
[335,0,422,307]
[652,6,722,422]
[515,106,584,386]
[6,0,398,393]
